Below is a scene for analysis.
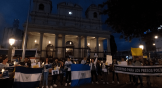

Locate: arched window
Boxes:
[93,12,97,18]
[39,4,44,10]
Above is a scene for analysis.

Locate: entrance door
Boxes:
[65,41,74,58]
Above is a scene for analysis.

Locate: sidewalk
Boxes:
[40,72,160,88]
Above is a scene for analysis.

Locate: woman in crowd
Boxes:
[0,56,12,88]
[112,59,119,84]
[42,58,50,88]
[50,58,59,88]
[102,60,109,84]
[59,60,65,86]
[128,60,134,84]
[90,58,99,84]
[144,60,151,86]
[96,60,103,81]
[65,58,72,86]
[133,56,143,87]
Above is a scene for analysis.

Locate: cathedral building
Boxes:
[25,0,111,59]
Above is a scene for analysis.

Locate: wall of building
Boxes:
[155,37,162,51]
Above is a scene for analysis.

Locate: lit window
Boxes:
[69,12,72,15]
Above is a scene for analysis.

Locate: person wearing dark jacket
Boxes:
[50,58,59,88]
[59,60,65,85]
[112,59,119,84]
[133,56,143,87]
[96,60,103,81]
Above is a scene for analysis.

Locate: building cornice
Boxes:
[25,23,111,38]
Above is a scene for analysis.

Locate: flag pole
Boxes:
[22,0,31,61]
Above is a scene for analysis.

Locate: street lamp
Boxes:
[139,44,144,50]
[8,36,15,61]
[153,43,155,46]
[154,36,158,39]
[9,38,15,46]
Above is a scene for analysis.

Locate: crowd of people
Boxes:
[0,55,162,88]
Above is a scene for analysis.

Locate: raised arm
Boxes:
[94,57,98,64]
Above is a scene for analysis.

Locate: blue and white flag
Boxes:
[13,66,43,88]
[71,64,91,87]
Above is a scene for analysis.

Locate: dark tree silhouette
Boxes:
[110,35,117,56]
[99,0,162,40]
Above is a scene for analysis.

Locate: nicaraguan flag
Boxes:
[13,66,43,88]
[71,64,91,87]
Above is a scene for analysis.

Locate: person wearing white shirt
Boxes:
[42,58,51,88]
[0,56,10,88]
[64,58,72,86]
[89,58,99,84]
[81,57,87,64]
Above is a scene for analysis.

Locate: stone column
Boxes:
[107,38,111,55]
[96,37,99,55]
[39,33,44,51]
[62,34,65,58]
[78,36,81,58]
[84,36,87,57]
[55,34,58,58]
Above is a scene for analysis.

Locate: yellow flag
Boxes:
[131,47,143,56]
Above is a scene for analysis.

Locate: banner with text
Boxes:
[115,65,162,75]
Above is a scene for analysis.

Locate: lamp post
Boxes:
[22,0,31,61]
[8,36,15,61]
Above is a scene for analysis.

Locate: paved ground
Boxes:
[40,73,160,88]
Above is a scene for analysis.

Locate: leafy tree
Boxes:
[99,0,162,40]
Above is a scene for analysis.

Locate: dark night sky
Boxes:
[0,0,142,51]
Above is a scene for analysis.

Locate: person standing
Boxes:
[65,58,72,86]
[42,58,51,88]
[133,56,143,87]
[89,58,99,84]
[50,58,59,88]
[81,57,87,64]
[102,61,109,84]
[145,60,151,85]
[59,60,65,86]
[128,60,134,84]
[112,59,119,84]
[96,60,103,81]
[0,56,10,88]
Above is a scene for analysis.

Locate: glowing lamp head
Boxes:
[153,43,155,46]
[69,12,72,15]
[9,38,15,46]
[139,45,144,50]
[70,42,72,45]
[154,36,158,39]
[88,43,90,46]
[35,40,37,43]
[99,44,100,46]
